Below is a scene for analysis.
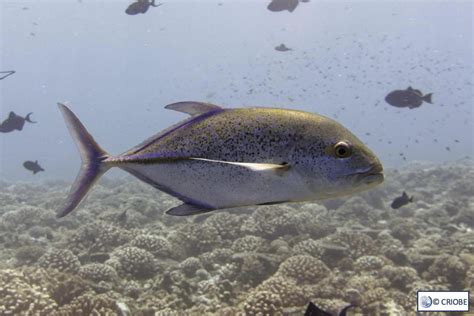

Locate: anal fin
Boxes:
[166,203,215,216]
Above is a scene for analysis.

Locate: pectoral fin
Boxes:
[166,203,215,216]
[164,102,223,117]
[189,158,290,176]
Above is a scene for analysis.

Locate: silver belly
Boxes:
[123,160,314,208]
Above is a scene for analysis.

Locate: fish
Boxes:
[390,191,413,209]
[267,0,299,12]
[385,87,433,109]
[304,301,353,316]
[0,70,15,80]
[125,0,161,15]
[0,111,36,133]
[56,102,384,218]
[275,44,292,52]
[23,160,44,174]
[116,210,128,224]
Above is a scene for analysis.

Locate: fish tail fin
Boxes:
[25,112,36,123]
[57,103,112,218]
[423,93,433,104]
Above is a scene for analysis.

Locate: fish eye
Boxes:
[334,141,352,158]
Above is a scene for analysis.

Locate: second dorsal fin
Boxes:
[164,101,223,117]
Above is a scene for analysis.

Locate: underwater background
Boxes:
[0,0,473,315]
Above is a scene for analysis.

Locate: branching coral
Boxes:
[37,249,81,273]
[276,255,330,283]
[130,234,172,258]
[79,263,118,282]
[243,290,283,316]
[107,246,156,279]
[256,276,306,306]
[426,254,468,287]
[326,230,375,260]
[231,235,267,253]
[53,293,121,316]
[0,269,58,315]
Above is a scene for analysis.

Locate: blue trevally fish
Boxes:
[57,102,384,217]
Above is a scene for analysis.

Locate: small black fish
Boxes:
[275,44,292,52]
[117,210,128,223]
[385,87,433,109]
[0,70,15,80]
[125,0,161,15]
[23,160,44,174]
[0,112,36,133]
[305,301,353,316]
[391,191,413,209]
[267,0,299,12]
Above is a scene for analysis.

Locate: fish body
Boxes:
[23,160,44,174]
[0,112,36,133]
[125,0,161,15]
[385,87,433,109]
[275,44,292,52]
[391,191,413,209]
[267,0,299,12]
[56,102,383,217]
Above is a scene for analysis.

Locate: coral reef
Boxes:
[277,255,330,283]
[107,246,156,279]
[37,249,81,274]
[0,160,472,314]
[243,290,283,316]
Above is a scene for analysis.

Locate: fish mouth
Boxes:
[354,163,384,186]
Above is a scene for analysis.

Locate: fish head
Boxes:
[301,117,384,198]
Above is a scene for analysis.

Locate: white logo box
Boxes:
[417,291,470,312]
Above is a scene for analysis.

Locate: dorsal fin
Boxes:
[164,102,223,117]
[8,111,16,118]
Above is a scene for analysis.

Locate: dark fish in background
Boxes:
[0,112,36,133]
[267,0,299,12]
[391,191,413,209]
[275,44,292,52]
[23,160,44,174]
[117,210,128,224]
[385,87,433,109]
[305,301,353,316]
[125,0,161,15]
[0,70,15,80]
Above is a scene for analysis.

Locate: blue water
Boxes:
[1,0,473,181]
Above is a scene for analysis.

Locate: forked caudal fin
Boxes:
[57,103,111,218]
[423,93,433,104]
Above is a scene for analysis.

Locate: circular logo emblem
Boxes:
[421,296,432,308]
